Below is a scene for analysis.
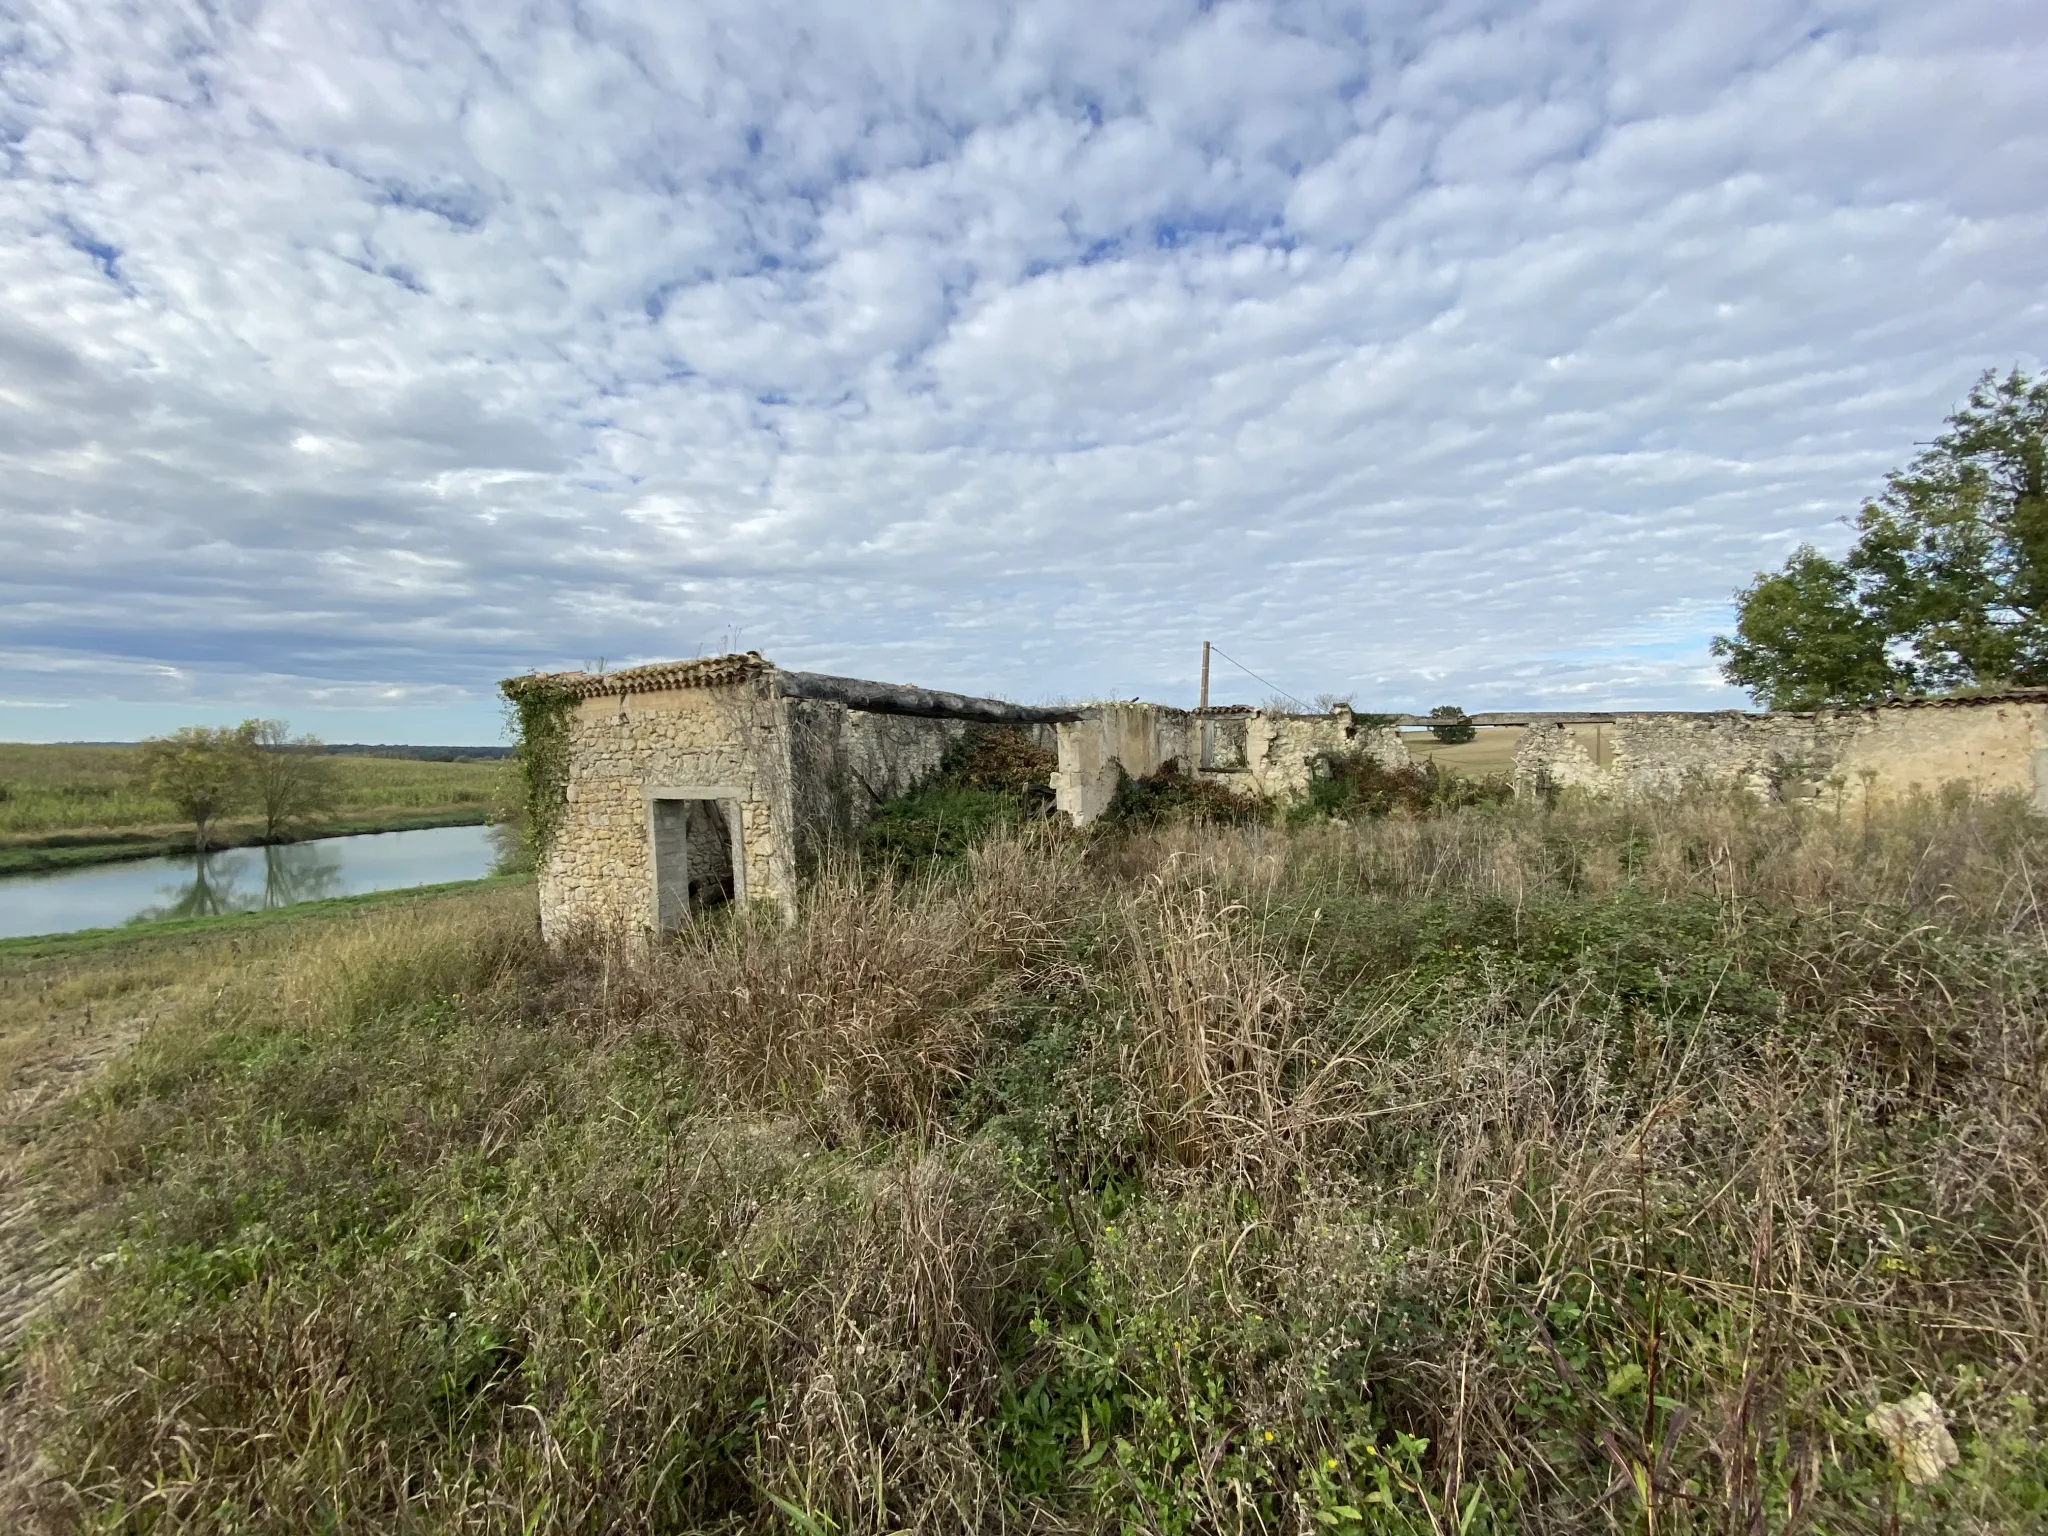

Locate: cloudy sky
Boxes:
[3,0,2044,743]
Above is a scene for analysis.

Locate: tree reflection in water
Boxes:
[135,842,346,923]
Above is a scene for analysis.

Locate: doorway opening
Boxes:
[650,792,745,935]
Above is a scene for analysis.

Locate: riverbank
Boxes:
[0,871,530,962]
[0,807,494,877]
[0,743,506,876]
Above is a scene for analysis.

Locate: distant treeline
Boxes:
[58,742,512,761]
[319,745,513,762]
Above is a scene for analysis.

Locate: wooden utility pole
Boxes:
[1199,641,1211,710]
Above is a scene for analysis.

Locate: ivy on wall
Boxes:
[500,675,583,861]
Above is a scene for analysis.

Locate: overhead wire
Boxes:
[1206,644,1313,713]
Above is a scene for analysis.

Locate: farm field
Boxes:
[6,789,2045,1530]
[1398,723,1524,775]
[0,743,507,874]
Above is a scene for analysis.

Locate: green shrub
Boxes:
[858,726,1056,868]
[1292,752,1513,824]
[1101,758,1264,828]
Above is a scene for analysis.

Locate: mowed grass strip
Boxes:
[11,794,2048,1531]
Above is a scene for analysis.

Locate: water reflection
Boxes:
[0,824,500,942]
[132,843,348,923]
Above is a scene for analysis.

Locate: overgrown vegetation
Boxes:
[500,675,585,864]
[1291,750,1514,823]
[11,788,2048,1530]
[858,725,1058,866]
[1102,758,1264,829]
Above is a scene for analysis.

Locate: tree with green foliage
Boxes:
[134,724,256,851]
[243,719,339,843]
[1426,704,1476,744]
[1714,367,2048,708]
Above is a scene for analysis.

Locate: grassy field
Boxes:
[0,744,507,873]
[1399,725,1524,776]
[7,790,2048,1531]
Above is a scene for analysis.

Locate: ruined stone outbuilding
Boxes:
[511,653,1411,941]
[511,652,2048,943]
[513,653,1071,940]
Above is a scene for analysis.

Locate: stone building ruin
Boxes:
[509,653,2048,942]
[508,653,1068,940]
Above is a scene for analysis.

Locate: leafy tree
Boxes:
[1427,704,1476,744]
[134,724,256,851]
[244,718,339,842]
[1714,367,2048,707]
[1712,548,1897,710]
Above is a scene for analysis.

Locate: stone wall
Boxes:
[1248,707,1411,801]
[540,677,790,942]
[1513,699,2048,809]
[1054,703,1197,824]
[532,651,2048,945]
[783,700,1048,869]
[541,678,1063,939]
[1053,702,1410,824]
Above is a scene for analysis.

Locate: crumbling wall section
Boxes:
[782,699,982,869]
[841,710,976,805]
[1055,703,1411,824]
[1248,708,1411,801]
[1054,703,1197,824]
[1516,714,1824,800]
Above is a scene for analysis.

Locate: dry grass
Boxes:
[1120,865,1386,1206]
[1400,726,1526,776]
[570,832,1089,1143]
[10,789,2048,1532]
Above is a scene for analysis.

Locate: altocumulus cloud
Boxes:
[2,0,2045,739]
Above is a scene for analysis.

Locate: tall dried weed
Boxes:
[19,793,2048,1532]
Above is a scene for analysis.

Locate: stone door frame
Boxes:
[645,785,751,934]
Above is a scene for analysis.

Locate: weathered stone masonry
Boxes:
[523,654,1069,941]
[516,652,2048,943]
[1052,702,1411,823]
[1508,694,2048,810]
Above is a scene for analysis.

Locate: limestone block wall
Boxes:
[1053,703,1412,824]
[1515,714,1821,800]
[1054,704,1197,824]
[1248,708,1411,800]
[785,700,1030,868]
[1513,701,2048,808]
[1838,702,2048,805]
[539,679,792,940]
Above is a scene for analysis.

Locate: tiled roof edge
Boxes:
[503,651,771,700]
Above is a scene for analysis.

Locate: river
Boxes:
[0,824,501,941]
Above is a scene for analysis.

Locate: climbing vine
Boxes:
[501,675,582,860]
